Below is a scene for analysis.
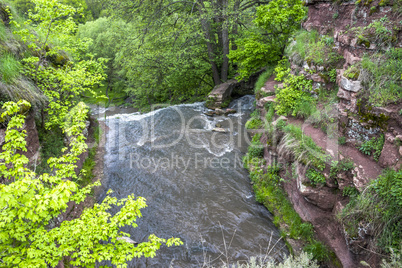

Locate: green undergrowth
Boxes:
[358,134,385,161]
[286,30,342,71]
[274,60,316,118]
[360,49,402,107]
[306,168,326,186]
[246,109,263,129]
[78,121,100,188]
[243,151,338,264]
[339,169,402,254]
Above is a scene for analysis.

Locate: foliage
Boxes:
[245,161,315,241]
[303,240,330,262]
[246,109,263,130]
[246,118,263,130]
[36,125,65,174]
[286,30,343,69]
[338,136,346,145]
[274,57,290,82]
[330,159,354,178]
[248,133,264,159]
[344,65,360,80]
[0,52,21,84]
[280,124,328,170]
[306,168,326,186]
[77,17,130,100]
[358,134,385,161]
[0,100,182,267]
[342,186,359,197]
[381,248,402,268]
[229,0,306,80]
[339,169,402,254]
[360,49,402,106]
[11,0,106,127]
[275,74,315,117]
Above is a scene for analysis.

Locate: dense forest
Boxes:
[0,0,401,267]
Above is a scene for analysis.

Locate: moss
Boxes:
[356,100,389,130]
[357,36,371,48]
[369,6,377,15]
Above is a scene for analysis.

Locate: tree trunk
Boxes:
[199,1,221,85]
[220,0,229,82]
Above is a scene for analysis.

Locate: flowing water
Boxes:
[96,96,288,267]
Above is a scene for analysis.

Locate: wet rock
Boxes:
[340,76,362,92]
[212,128,226,133]
[215,123,222,128]
[224,108,236,115]
[117,236,138,244]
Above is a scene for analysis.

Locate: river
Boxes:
[95,96,288,267]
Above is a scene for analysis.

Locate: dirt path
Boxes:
[288,118,383,184]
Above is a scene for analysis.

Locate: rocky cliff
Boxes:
[251,1,401,267]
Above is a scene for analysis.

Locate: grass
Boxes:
[0,21,7,41]
[254,65,275,98]
[338,169,402,255]
[0,52,21,84]
[360,49,402,107]
[279,124,328,170]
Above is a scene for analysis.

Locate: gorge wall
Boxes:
[251,1,401,267]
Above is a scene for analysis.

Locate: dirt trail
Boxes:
[288,118,383,183]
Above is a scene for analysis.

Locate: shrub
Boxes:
[275,74,315,117]
[246,118,263,129]
[342,186,359,197]
[306,168,326,186]
[248,135,265,159]
[358,134,385,161]
[339,169,402,254]
[338,136,346,145]
[0,53,21,84]
[344,65,360,80]
[235,251,319,268]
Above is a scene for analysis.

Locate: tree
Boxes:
[229,0,307,80]
[0,100,182,267]
[11,0,106,127]
[104,0,272,107]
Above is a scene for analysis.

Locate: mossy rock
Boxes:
[357,36,371,48]
[47,50,69,66]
